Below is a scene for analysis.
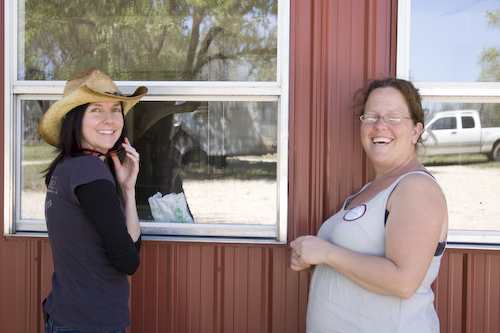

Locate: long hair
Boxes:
[43,103,127,199]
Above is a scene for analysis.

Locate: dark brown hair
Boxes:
[355,78,426,144]
[44,103,127,199]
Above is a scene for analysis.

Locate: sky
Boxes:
[410,0,500,82]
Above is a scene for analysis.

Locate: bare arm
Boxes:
[290,174,448,299]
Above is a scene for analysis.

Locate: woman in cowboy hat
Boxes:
[39,68,147,333]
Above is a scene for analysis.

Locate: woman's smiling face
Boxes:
[360,87,422,169]
[80,101,124,154]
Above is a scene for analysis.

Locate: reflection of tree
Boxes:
[23,101,47,142]
[476,8,500,126]
[23,0,277,81]
[478,9,500,82]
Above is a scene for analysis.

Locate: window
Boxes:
[431,117,457,130]
[462,116,475,129]
[398,0,500,246]
[6,0,290,243]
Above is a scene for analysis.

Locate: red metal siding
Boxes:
[433,249,500,333]
[1,1,500,333]
[130,244,279,333]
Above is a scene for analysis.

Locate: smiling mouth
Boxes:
[97,130,115,135]
[372,137,393,145]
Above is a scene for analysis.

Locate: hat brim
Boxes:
[38,85,147,147]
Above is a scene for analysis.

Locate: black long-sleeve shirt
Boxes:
[75,179,141,275]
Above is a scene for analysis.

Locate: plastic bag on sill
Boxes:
[148,192,194,223]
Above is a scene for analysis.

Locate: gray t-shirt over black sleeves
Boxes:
[44,154,140,333]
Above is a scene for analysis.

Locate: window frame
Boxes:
[4,0,291,244]
[397,0,500,247]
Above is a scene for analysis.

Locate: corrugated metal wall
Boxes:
[1,1,500,332]
[434,249,500,333]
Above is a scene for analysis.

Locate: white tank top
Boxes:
[306,171,443,333]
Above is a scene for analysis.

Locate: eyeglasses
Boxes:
[359,114,412,124]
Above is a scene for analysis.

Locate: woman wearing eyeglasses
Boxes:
[39,68,147,333]
[290,78,448,332]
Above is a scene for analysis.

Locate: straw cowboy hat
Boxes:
[38,67,148,147]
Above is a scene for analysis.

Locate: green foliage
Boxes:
[23,144,56,161]
[420,154,500,168]
[23,164,49,192]
[179,155,277,180]
[476,8,500,125]
[477,46,500,82]
[478,8,500,82]
[22,145,55,191]
[22,0,278,81]
[486,9,500,29]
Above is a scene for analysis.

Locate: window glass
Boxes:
[21,100,56,220]
[410,0,500,82]
[130,101,278,225]
[19,0,278,81]
[429,117,456,130]
[21,100,278,228]
[419,102,500,232]
[462,116,476,129]
[12,0,288,241]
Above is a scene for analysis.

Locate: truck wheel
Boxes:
[491,143,500,161]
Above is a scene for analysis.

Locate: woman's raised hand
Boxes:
[110,137,140,192]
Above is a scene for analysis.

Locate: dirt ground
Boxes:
[21,178,278,225]
[21,165,499,231]
[181,178,277,225]
[425,165,500,231]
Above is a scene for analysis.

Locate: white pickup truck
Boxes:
[421,110,500,161]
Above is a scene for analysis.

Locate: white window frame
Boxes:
[397,0,500,248]
[3,0,290,244]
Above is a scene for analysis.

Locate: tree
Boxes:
[478,8,500,81]
[476,8,500,126]
[22,0,278,81]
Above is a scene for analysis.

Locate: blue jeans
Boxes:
[44,316,126,333]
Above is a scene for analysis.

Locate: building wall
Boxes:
[0,1,499,332]
[434,249,500,333]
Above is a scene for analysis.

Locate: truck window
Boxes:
[461,116,475,129]
[432,117,456,130]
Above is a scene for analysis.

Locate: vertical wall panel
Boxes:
[431,249,500,333]
[486,255,500,333]
[433,250,466,332]
[466,252,500,333]
[0,240,28,333]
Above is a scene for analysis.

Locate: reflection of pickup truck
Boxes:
[422,110,500,161]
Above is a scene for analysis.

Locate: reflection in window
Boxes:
[462,116,475,129]
[19,0,278,81]
[129,101,277,225]
[431,117,457,130]
[21,100,56,220]
[21,100,278,227]
[410,0,500,82]
[418,102,500,232]
[424,102,500,127]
